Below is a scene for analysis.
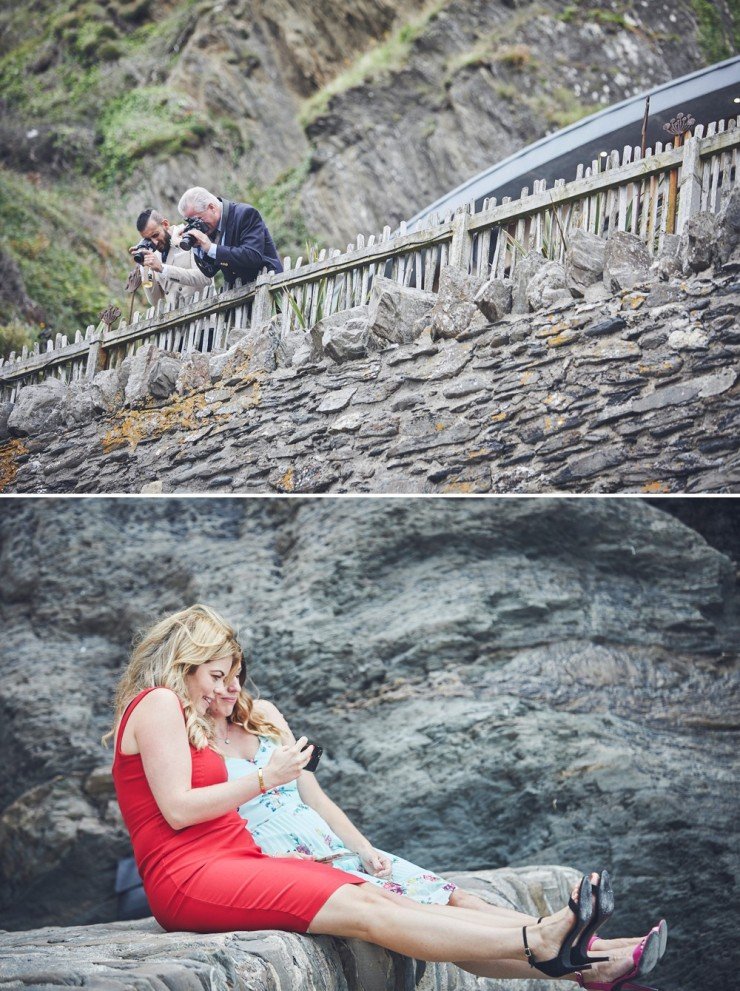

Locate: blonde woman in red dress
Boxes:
[108,604,665,991]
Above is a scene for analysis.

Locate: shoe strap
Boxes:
[522,926,535,968]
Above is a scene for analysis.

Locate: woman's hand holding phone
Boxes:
[262,736,314,789]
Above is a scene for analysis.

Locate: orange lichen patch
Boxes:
[637,361,677,376]
[238,378,262,409]
[544,414,566,431]
[434,422,446,431]
[490,412,507,422]
[466,449,492,462]
[535,321,564,338]
[441,480,476,493]
[520,370,535,385]
[641,480,671,493]
[0,439,28,493]
[100,393,209,455]
[623,293,645,309]
[276,467,294,492]
[547,330,576,348]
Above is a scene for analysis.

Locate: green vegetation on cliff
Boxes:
[691,0,739,62]
[99,88,213,186]
[1,0,736,355]
[0,169,130,357]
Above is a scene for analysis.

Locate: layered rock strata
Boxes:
[0,498,737,991]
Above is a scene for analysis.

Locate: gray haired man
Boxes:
[178,186,283,289]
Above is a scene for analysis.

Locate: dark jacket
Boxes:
[193,198,283,288]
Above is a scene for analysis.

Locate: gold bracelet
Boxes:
[258,768,266,794]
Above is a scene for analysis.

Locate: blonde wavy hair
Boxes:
[228,685,285,743]
[105,604,242,750]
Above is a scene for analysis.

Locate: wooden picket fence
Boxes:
[1,116,737,403]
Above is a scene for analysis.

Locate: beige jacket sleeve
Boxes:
[161,244,212,290]
[139,264,165,307]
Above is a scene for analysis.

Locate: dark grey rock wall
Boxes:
[0,498,737,991]
[1,269,737,494]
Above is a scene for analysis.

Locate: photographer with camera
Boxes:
[177,187,283,289]
[129,208,212,308]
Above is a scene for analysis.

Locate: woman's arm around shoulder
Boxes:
[253,698,296,743]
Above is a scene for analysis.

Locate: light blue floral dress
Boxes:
[225,736,457,904]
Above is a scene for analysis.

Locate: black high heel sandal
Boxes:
[571,869,614,967]
[522,875,609,978]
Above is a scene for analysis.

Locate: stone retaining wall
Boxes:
[1,204,738,494]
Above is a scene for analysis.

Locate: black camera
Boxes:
[131,237,155,265]
[179,217,210,251]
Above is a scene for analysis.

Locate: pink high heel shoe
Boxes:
[575,928,663,991]
[588,919,668,960]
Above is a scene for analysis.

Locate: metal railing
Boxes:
[1,116,737,403]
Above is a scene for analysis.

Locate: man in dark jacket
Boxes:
[177,186,283,289]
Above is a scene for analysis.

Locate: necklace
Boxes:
[217,721,231,745]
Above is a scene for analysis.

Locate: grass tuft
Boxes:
[299,0,449,127]
[98,87,214,186]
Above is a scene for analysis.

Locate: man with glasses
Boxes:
[177,186,283,289]
[130,208,212,308]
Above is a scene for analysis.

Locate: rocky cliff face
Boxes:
[0,498,737,991]
[1,0,736,345]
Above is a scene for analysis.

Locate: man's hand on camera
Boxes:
[141,251,163,272]
[186,228,213,253]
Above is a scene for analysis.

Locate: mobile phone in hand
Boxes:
[315,849,351,863]
[301,740,323,772]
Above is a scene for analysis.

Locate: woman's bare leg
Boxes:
[447,888,537,926]
[310,883,546,965]
[448,888,539,924]
[308,881,639,982]
[372,886,642,957]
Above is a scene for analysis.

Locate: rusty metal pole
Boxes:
[636,96,650,234]
[641,96,650,158]
[664,112,695,236]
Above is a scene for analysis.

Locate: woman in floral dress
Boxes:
[209,667,663,952]
[210,673,462,906]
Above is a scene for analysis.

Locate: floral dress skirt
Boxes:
[225,737,457,905]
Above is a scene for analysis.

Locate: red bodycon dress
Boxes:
[112,688,365,933]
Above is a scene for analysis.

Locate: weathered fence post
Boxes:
[449,204,473,272]
[675,134,704,235]
[250,272,273,329]
[85,335,105,379]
